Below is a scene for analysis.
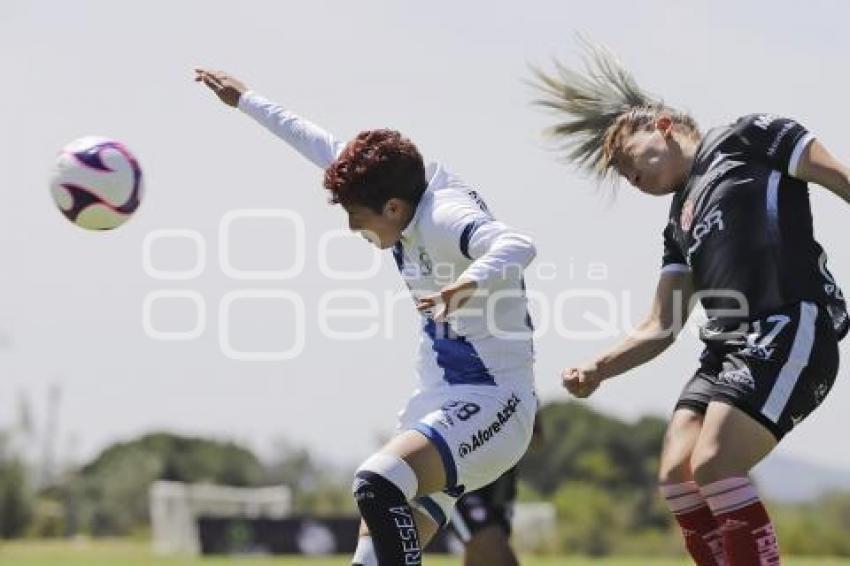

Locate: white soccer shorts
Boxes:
[397,383,535,498]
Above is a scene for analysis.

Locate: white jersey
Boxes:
[239,92,536,391]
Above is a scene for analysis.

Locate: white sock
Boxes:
[352,535,377,566]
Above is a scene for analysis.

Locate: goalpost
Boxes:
[150,480,556,555]
[149,480,292,555]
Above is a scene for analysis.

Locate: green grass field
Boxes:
[2,540,850,566]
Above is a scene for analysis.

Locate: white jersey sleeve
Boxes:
[237,91,346,169]
[461,220,536,287]
[429,198,536,289]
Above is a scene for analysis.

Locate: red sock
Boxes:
[661,482,726,565]
[702,478,780,565]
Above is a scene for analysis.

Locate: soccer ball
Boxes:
[49,136,144,230]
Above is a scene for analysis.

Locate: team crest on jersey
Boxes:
[680,200,695,232]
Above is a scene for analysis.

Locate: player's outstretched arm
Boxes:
[562,270,693,398]
[793,139,850,203]
[194,68,345,169]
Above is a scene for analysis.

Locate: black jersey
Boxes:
[661,114,849,338]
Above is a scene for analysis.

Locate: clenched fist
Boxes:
[561,363,604,398]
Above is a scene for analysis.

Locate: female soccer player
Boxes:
[195,69,537,566]
[533,43,850,565]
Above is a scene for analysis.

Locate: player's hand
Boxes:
[416,279,478,322]
[561,363,603,398]
[194,68,248,107]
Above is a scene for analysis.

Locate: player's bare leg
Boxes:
[692,402,780,565]
[462,524,519,566]
[692,402,776,482]
[658,408,703,484]
[658,408,725,564]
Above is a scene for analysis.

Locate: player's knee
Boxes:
[658,455,693,484]
[691,445,728,485]
[352,453,423,564]
[658,412,701,484]
[353,452,419,503]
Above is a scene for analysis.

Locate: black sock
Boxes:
[353,470,421,565]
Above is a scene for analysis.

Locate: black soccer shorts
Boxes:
[676,301,840,440]
[449,466,517,542]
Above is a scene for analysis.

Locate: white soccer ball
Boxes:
[49,136,144,230]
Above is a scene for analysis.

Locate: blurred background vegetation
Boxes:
[1,401,849,557]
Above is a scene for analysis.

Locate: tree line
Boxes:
[1,402,848,556]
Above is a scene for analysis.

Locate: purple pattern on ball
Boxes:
[107,142,143,214]
[63,141,143,222]
[71,143,114,172]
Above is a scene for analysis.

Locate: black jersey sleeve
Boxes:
[661,221,689,272]
[733,114,814,176]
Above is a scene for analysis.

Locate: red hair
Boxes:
[323,129,427,212]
